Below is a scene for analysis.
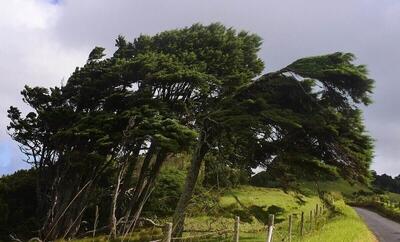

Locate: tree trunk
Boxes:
[119,147,141,202]
[130,143,157,204]
[172,133,210,237]
[121,144,156,225]
[109,163,127,238]
[123,150,167,236]
[41,170,93,241]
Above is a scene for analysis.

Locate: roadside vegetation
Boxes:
[303,200,376,242]
[349,193,400,224]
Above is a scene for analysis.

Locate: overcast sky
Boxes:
[1,0,399,176]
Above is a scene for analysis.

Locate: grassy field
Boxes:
[66,181,379,242]
[300,179,370,197]
[184,185,322,232]
[177,184,377,241]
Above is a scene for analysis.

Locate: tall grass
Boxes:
[301,201,376,242]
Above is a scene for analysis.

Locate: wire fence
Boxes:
[271,205,329,242]
[149,203,329,242]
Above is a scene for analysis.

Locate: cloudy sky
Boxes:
[1,0,399,176]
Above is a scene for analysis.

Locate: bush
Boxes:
[0,169,39,241]
[249,171,280,188]
[143,167,185,217]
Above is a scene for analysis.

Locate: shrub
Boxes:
[0,169,39,241]
[249,171,280,188]
[143,167,185,217]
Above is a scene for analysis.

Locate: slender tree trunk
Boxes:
[131,144,156,200]
[172,133,210,237]
[109,164,127,238]
[41,170,93,241]
[123,150,167,236]
[122,144,156,223]
[119,147,141,201]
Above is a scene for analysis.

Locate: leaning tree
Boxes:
[172,52,374,235]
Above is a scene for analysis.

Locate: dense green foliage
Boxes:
[0,170,38,241]
[143,167,186,216]
[371,171,400,193]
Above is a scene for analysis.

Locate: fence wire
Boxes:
[151,203,329,242]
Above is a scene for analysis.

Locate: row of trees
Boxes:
[372,171,400,193]
[6,23,374,240]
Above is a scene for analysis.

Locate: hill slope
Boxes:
[64,181,378,242]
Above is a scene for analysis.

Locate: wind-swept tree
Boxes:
[113,24,266,236]
[172,52,374,235]
[96,23,265,235]
[7,44,198,239]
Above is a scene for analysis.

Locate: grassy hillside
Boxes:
[185,186,322,237]
[65,181,378,242]
[185,185,376,242]
[188,184,376,242]
[300,179,370,197]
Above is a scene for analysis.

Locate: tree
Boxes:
[173,52,374,235]
[372,172,400,193]
[8,32,200,239]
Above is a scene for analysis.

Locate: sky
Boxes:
[0,0,399,176]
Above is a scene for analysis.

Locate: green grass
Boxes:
[185,185,377,242]
[387,192,400,202]
[300,179,370,197]
[185,186,376,242]
[185,186,322,233]
[302,200,376,242]
[67,182,379,242]
[56,228,164,242]
[219,186,321,214]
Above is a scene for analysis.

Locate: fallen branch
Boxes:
[138,217,164,228]
[9,234,22,242]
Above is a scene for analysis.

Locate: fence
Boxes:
[150,203,328,242]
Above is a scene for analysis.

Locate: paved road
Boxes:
[354,207,400,242]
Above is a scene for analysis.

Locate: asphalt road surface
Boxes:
[354,207,400,242]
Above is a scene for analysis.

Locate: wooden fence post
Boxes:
[163,223,172,242]
[300,211,304,237]
[234,216,240,242]
[288,214,292,242]
[266,214,274,242]
[315,204,319,227]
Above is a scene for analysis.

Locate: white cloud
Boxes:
[0,0,58,29]
[0,0,88,174]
